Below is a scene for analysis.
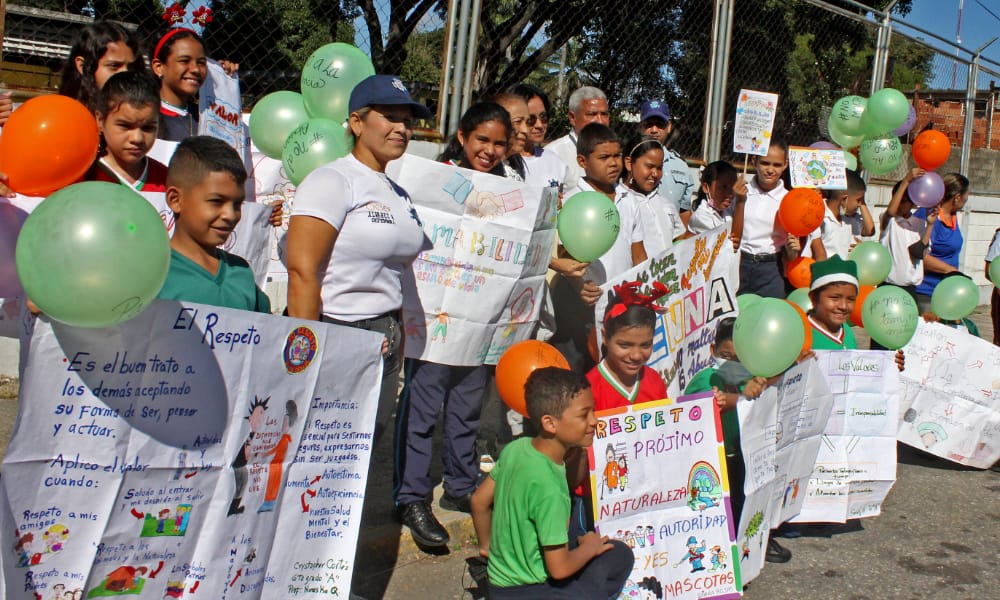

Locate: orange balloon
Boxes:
[785,256,815,289]
[0,95,98,196]
[851,285,875,327]
[911,130,951,171]
[777,188,825,236]
[785,300,813,354]
[496,340,571,417]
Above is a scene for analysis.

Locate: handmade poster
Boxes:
[0,300,382,598]
[790,350,899,524]
[898,321,1000,468]
[788,147,848,189]
[732,89,779,156]
[250,153,297,287]
[388,154,559,366]
[591,396,741,600]
[735,358,834,583]
[595,225,739,399]
[199,60,256,202]
[222,201,273,289]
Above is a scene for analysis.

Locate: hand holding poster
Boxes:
[788,147,848,189]
[388,154,559,366]
[1,301,383,598]
[732,90,779,156]
[591,396,740,599]
[898,321,1000,468]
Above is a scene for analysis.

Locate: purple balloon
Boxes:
[809,141,838,149]
[909,172,945,208]
[892,105,917,137]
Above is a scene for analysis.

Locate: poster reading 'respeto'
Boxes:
[591,396,741,600]
[389,154,559,366]
[0,300,383,599]
[732,89,779,156]
[596,225,739,399]
[898,321,1000,468]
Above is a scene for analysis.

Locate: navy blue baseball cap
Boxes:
[349,75,432,119]
[640,99,671,123]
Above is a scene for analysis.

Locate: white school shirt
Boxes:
[523,148,568,193]
[545,133,584,192]
[563,179,644,284]
[292,154,430,321]
[739,177,789,255]
[820,204,855,259]
[880,213,926,287]
[629,185,684,258]
[660,148,697,212]
[688,200,730,235]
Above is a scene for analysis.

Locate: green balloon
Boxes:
[930,276,979,320]
[990,259,1000,288]
[557,192,621,263]
[300,43,375,123]
[733,298,805,377]
[14,182,169,328]
[250,91,310,160]
[861,285,918,349]
[828,119,865,150]
[849,241,892,286]
[859,135,902,175]
[841,149,858,171]
[786,287,813,313]
[830,95,868,136]
[282,118,352,186]
[737,293,762,316]
[861,88,909,134]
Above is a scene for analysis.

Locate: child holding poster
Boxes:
[157,135,271,313]
[471,367,634,599]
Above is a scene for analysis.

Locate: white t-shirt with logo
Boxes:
[523,148,568,194]
[545,133,584,191]
[292,154,430,321]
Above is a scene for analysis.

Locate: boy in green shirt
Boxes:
[157,136,270,313]
[471,367,633,598]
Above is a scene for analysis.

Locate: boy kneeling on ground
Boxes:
[471,367,634,599]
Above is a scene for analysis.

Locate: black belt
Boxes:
[741,251,780,263]
[322,309,400,330]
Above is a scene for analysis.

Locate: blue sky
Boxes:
[904,0,1000,65]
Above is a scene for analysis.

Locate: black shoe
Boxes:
[398,502,450,547]
[765,537,792,563]
[440,491,473,513]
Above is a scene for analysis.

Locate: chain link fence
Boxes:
[4,0,1000,181]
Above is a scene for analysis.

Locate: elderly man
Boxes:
[546,86,610,190]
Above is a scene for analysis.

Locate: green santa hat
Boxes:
[809,255,859,291]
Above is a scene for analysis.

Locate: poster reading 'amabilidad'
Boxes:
[591,396,740,600]
[0,300,383,599]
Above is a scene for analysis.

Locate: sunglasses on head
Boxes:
[527,112,548,126]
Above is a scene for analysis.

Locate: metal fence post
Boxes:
[460,0,482,116]
[702,0,734,162]
[438,0,460,136]
[447,0,472,135]
[869,1,895,94]
[959,38,995,271]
